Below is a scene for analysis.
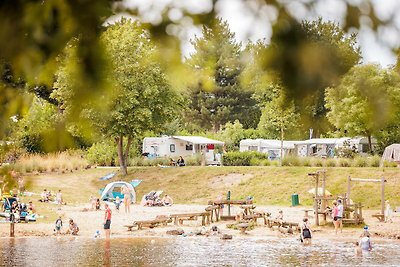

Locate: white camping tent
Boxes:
[100,181,136,203]
[382,144,400,163]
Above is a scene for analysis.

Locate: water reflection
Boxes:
[0,236,399,266]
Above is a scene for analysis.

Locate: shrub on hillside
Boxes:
[86,141,117,166]
[222,151,268,166]
[353,156,367,167]
[311,158,324,167]
[383,161,398,167]
[338,158,351,167]
[282,155,301,166]
[368,155,381,167]
[326,158,337,167]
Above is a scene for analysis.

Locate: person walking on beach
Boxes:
[104,203,112,239]
[331,201,339,235]
[385,200,393,223]
[336,199,344,234]
[121,185,131,214]
[56,190,63,210]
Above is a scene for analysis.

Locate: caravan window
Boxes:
[248,146,258,151]
[186,144,193,151]
[170,144,176,153]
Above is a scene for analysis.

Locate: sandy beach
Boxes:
[2,202,399,242]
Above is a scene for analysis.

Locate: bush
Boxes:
[368,155,381,167]
[86,141,117,166]
[326,159,337,167]
[222,151,268,166]
[311,158,324,167]
[338,158,351,167]
[300,157,311,167]
[383,161,398,168]
[14,151,88,173]
[353,156,367,167]
[281,155,301,166]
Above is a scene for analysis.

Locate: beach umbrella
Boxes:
[307,187,332,196]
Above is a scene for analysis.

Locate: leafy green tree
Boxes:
[263,18,361,136]
[186,18,260,131]
[95,20,179,175]
[258,85,301,140]
[325,64,400,152]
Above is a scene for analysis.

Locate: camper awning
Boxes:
[172,136,224,145]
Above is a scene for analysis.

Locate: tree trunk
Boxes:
[124,136,132,169]
[116,136,128,175]
[367,134,373,153]
[280,123,284,167]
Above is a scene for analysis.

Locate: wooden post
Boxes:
[322,171,327,223]
[10,221,14,237]
[381,177,385,218]
[347,176,351,206]
[314,174,319,226]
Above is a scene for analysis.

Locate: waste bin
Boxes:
[291,194,299,206]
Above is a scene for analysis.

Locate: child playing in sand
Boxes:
[115,196,121,211]
[354,242,362,256]
[54,216,63,235]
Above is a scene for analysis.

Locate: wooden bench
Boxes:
[268,219,299,231]
[125,217,172,231]
[170,212,210,226]
[205,205,220,222]
[239,205,256,216]
[372,214,385,222]
[243,211,269,225]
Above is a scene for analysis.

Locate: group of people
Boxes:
[54,217,80,236]
[40,189,64,209]
[169,156,185,167]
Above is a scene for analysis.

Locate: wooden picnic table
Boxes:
[205,205,220,222]
[239,204,256,216]
[170,212,210,226]
[208,200,253,218]
[125,217,171,231]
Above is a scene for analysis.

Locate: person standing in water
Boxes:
[121,185,131,214]
[104,203,112,239]
[300,217,312,245]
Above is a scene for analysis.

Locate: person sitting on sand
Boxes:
[95,198,101,210]
[169,158,176,166]
[27,201,36,213]
[177,156,185,167]
[300,217,312,245]
[162,194,174,206]
[68,219,79,235]
[41,189,49,202]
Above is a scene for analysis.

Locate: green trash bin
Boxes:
[291,194,299,206]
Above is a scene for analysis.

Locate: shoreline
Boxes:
[1,203,399,241]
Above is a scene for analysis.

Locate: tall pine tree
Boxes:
[185,18,260,131]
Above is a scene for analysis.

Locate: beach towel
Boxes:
[99,173,116,181]
[130,179,142,188]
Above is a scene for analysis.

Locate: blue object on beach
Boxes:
[130,179,142,188]
[99,173,116,181]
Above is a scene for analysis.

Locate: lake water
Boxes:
[1,236,399,266]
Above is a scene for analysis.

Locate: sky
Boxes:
[118,0,400,67]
